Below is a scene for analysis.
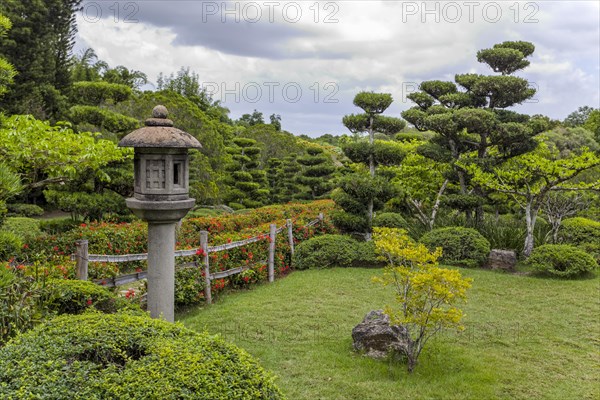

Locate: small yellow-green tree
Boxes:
[372,227,472,372]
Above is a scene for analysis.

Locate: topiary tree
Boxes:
[402,41,550,225]
[0,312,284,399]
[372,227,472,372]
[336,92,406,240]
[223,137,269,209]
[296,146,336,200]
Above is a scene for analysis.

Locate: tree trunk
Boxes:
[523,201,538,257]
[429,179,449,230]
[367,116,375,240]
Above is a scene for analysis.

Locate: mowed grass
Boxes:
[178,268,600,400]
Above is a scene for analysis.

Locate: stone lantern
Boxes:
[119,105,202,322]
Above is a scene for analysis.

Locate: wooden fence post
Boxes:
[75,240,88,280]
[268,224,276,283]
[286,219,294,257]
[200,231,212,304]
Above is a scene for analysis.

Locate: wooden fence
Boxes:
[72,213,323,304]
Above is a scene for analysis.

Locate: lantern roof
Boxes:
[118,105,202,149]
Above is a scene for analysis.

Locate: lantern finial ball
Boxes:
[152,105,169,119]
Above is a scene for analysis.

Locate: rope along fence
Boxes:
[71,213,323,304]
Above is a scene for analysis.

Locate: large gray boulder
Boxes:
[485,249,517,271]
[351,310,410,359]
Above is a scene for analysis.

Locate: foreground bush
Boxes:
[420,227,491,268]
[0,312,284,399]
[45,279,136,314]
[292,234,377,269]
[527,244,597,278]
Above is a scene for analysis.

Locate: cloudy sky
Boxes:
[75,0,600,136]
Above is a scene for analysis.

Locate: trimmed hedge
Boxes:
[1,217,42,241]
[373,212,408,229]
[292,234,377,269]
[559,217,600,261]
[0,312,284,399]
[45,279,134,315]
[527,244,598,278]
[6,203,44,217]
[420,227,491,268]
[559,217,600,244]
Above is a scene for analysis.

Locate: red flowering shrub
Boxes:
[17,201,337,307]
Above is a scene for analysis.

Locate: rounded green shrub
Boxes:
[0,231,22,261]
[45,279,129,314]
[292,234,377,269]
[1,217,42,241]
[527,244,598,278]
[0,312,284,399]
[6,203,44,217]
[559,217,600,243]
[420,227,491,268]
[373,212,408,229]
[559,217,600,261]
[39,217,80,234]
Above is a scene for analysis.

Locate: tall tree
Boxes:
[402,41,549,225]
[269,113,282,131]
[0,0,82,119]
[563,106,596,127]
[334,92,406,240]
[0,13,16,98]
[157,67,229,123]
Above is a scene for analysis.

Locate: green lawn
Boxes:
[178,268,600,400]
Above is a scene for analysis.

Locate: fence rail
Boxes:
[72,213,323,303]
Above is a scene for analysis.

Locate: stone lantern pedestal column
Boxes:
[119,106,202,322]
[126,199,195,321]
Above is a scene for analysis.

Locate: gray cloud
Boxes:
[81,0,351,59]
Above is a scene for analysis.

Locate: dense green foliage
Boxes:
[526,244,597,278]
[372,212,408,229]
[0,217,41,244]
[292,234,377,270]
[0,312,284,399]
[5,203,43,217]
[0,266,45,345]
[559,217,600,245]
[0,231,21,260]
[558,217,600,261]
[44,279,129,315]
[420,227,491,268]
